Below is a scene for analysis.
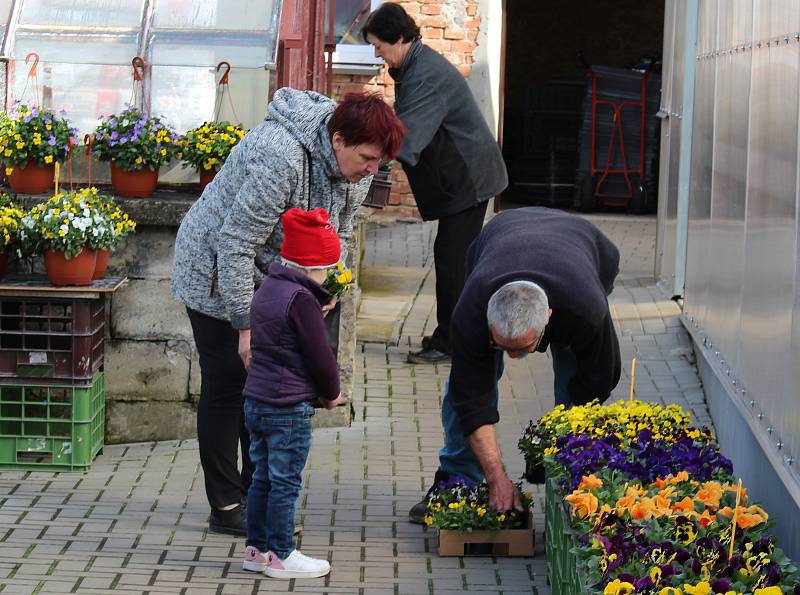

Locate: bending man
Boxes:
[409,207,621,522]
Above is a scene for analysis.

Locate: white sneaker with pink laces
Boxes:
[242,546,268,573]
[264,549,331,579]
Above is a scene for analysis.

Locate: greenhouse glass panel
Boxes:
[333,0,383,64]
[149,34,274,67]
[335,0,371,45]
[0,0,13,49]
[150,64,268,132]
[8,36,138,134]
[154,0,279,33]
[17,0,144,28]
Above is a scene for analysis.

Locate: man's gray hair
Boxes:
[487,281,549,340]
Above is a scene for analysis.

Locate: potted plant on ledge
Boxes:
[91,106,181,198]
[0,193,24,277]
[0,105,76,195]
[179,121,246,189]
[18,188,135,286]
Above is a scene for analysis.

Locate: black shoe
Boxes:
[407,348,451,365]
[409,470,450,524]
[209,504,246,536]
[420,335,434,350]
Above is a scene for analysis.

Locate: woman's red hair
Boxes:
[328,92,406,160]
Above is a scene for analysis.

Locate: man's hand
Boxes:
[322,297,338,317]
[322,393,342,409]
[486,469,523,513]
[467,424,524,513]
[238,329,251,370]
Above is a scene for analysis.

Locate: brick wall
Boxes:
[330,0,480,220]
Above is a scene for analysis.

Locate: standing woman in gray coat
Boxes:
[171,89,405,535]
[362,3,508,365]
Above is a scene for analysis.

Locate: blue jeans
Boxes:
[244,399,314,558]
[438,345,576,482]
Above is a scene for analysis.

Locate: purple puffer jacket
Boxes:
[243,262,338,405]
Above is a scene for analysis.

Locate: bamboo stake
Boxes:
[54,162,60,196]
[729,478,743,559]
[628,357,637,401]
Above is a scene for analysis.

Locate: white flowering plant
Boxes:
[18,188,134,259]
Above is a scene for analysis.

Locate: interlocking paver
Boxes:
[0,211,713,594]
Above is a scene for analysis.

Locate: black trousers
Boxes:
[187,308,254,510]
[429,200,489,353]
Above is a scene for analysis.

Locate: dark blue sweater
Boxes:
[449,207,621,435]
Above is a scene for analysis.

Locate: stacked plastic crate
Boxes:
[0,297,105,470]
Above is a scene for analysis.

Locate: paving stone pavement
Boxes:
[0,211,714,594]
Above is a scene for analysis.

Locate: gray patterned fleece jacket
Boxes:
[170,88,371,329]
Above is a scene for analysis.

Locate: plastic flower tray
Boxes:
[0,297,105,384]
[0,372,104,471]
[437,510,535,556]
[545,476,591,594]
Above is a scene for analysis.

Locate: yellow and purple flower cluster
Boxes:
[179,121,246,173]
[424,476,533,531]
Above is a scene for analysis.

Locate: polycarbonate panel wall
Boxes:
[655,0,684,290]
[3,0,281,141]
[681,0,800,490]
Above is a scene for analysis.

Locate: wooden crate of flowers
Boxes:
[520,399,800,594]
[424,476,535,557]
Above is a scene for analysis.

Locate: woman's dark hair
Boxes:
[328,92,406,160]
[361,3,420,44]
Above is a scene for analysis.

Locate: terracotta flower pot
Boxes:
[7,162,55,194]
[44,247,97,287]
[110,163,159,198]
[199,169,217,190]
[92,248,110,280]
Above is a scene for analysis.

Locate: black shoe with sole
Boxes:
[209,504,247,536]
[409,470,450,524]
[407,348,450,365]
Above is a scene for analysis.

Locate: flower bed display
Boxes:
[521,400,800,594]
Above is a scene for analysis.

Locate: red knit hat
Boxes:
[280,208,341,269]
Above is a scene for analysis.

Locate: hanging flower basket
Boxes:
[199,168,217,189]
[44,247,97,287]
[92,106,180,199]
[179,121,246,191]
[110,163,159,198]
[7,162,55,194]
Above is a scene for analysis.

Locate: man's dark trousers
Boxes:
[429,200,489,353]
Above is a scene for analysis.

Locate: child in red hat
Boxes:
[241,207,341,579]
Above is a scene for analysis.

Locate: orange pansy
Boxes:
[579,474,604,490]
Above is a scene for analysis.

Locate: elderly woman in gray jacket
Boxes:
[171,89,405,535]
[363,3,508,365]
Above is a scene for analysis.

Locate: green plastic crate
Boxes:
[545,476,592,595]
[0,373,104,471]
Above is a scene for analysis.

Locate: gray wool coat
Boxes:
[170,88,371,329]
